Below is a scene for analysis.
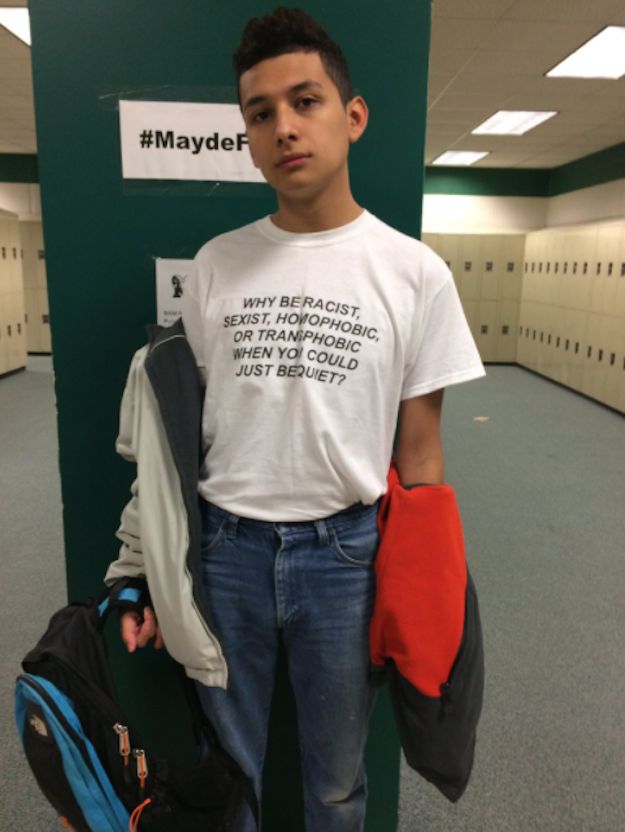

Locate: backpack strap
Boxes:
[173,663,260,828]
[96,578,151,624]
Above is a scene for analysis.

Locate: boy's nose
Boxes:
[275,106,299,143]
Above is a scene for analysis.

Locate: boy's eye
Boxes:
[252,110,269,123]
[298,97,317,109]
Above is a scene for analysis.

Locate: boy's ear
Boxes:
[347,96,369,144]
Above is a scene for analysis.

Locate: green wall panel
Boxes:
[424,166,550,196]
[548,140,625,196]
[28,1,431,829]
[0,153,38,183]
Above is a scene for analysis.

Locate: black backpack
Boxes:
[15,580,258,831]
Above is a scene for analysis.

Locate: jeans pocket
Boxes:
[330,510,380,567]
[200,508,228,557]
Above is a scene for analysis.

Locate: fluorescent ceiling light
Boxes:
[0,7,31,46]
[547,26,625,79]
[472,110,557,136]
[431,151,489,166]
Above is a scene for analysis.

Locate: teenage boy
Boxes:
[118,7,485,831]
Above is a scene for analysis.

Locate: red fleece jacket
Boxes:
[370,462,467,698]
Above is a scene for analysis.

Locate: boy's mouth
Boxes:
[276,153,311,168]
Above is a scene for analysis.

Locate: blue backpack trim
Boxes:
[98,587,142,618]
[15,673,130,831]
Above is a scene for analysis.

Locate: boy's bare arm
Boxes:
[394,388,445,486]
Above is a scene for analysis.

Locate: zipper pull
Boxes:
[113,723,131,766]
[133,748,148,790]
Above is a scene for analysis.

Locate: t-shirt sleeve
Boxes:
[401,269,486,400]
[181,254,209,382]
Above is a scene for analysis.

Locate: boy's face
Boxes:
[239,51,367,201]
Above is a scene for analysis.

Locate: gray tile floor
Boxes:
[2,359,625,831]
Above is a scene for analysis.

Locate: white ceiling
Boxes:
[1,0,625,169]
[427,0,625,167]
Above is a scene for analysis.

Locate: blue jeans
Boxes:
[195,498,380,832]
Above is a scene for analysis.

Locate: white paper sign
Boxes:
[155,258,193,326]
[119,100,266,182]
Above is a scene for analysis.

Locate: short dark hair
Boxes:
[233,7,353,105]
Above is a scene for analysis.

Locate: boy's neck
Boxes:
[270,191,364,234]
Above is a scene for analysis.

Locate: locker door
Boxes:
[601,224,621,316]
[496,299,518,362]
[0,220,9,298]
[458,236,482,300]
[0,291,8,375]
[442,234,461,290]
[580,313,604,400]
[572,306,586,393]
[501,237,523,301]
[24,287,38,353]
[461,298,479,342]
[38,287,52,353]
[603,315,624,412]
[421,233,437,250]
[14,292,26,368]
[476,300,497,362]
[589,228,606,314]
[480,235,503,300]
[516,302,528,365]
[5,293,17,372]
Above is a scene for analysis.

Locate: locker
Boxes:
[548,234,564,308]
[564,306,579,386]
[5,293,17,371]
[501,237,524,301]
[544,302,558,378]
[476,300,498,362]
[23,288,37,353]
[615,223,625,315]
[441,234,461,287]
[515,305,526,365]
[567,232,585,311]
[518,299,537,367]
[34,223,47,291]
[536,304,553,377]
[580,313,605,400]
[603,316,624,411]
[38,286,52,353]
[480,235,503,301]
[460,298,478,340]
[457,236,482,300]
[19,222,37,291]
[496,300,518,362]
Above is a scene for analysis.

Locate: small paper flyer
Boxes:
[155,258,193,326]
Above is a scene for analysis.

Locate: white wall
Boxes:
[422,194,547,234]
[422,177,625,235]
[546,177,625,228]
[3,177,625,231]
[0,183,41,222]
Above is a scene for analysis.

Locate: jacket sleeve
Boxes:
[103,346,150,588]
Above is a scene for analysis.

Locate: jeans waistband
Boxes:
[201,497,380,533]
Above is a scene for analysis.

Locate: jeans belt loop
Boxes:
[314,518,329,546]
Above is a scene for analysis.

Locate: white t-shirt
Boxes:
[182,209,485,521]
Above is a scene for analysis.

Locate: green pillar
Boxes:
[28,2,431,828]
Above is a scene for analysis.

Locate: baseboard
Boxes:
[507,362,625,419]
[0,366,26,380]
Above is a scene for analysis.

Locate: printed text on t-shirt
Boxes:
[223,294,381,386]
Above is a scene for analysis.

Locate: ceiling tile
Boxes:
[505,0,625,24]
[433,0,516,20]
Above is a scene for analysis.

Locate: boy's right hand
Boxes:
[120,607,164,653]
